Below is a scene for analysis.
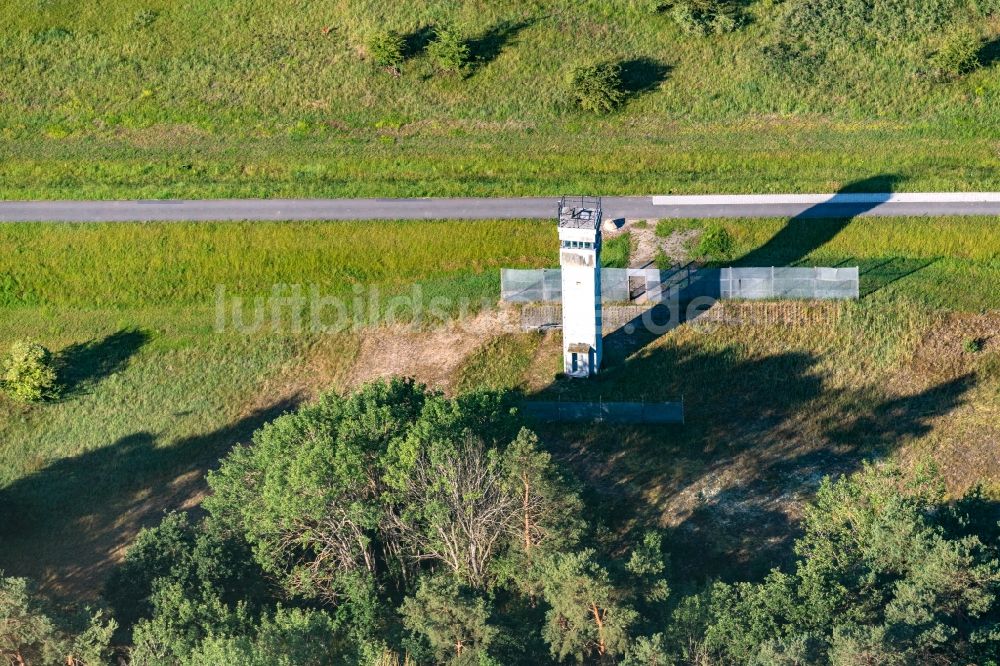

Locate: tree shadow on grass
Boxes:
[0,396,300,596]
[619,57,671,97]
[401,24,436,59]
[978,36,1000,68]
[823,374,975,448]
[57,328,150,397]
[465,18,536,71]
[527,324,977,581]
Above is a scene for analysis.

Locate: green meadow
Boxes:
[2,0,1000,199]
[0,220,555,308]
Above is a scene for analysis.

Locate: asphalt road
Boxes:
[2,194,1000,222]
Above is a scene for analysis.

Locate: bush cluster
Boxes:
[767,0,988,82]
[367,29,405,73]
[779,0,965,46]
[427,22,470,74]
[566,61,626,114]
[929,26,984,80]
[973,0,1000,14]
[669,0,741,35]
[1,339,58,403]
[366,24,642,113]
[368,23,472,77]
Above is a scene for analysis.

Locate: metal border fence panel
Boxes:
[502,267,859,303]
[501,268,562,302]
[601,269,630,301]
[720,267,859,300]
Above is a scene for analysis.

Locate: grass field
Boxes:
[0,219,555,308]
[2,1,1000,198]
[0,215,997,596]
[656,215,1000,309]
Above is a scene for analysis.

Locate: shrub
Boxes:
[779,0,964,46]
[963,337,985,353]
[697,225,735,261]
[670,0,741,36]
[929,28,983,81]
[368,29,405,73]
[132,9,158,29]
[31,27,72,44]
[566,62,626,114]
[2,340,58,403]
[762,39,827,80]
[769,0,969,77]
[427,22,469,74]
[635,0,668,12]
[973,0,1000,16]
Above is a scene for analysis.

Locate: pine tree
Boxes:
[539,550,637,663]
[400,576,496,665]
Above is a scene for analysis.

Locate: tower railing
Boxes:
[558,195,603,228]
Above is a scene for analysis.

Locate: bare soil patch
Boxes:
[608,219,701,267]
[345,312,513,394]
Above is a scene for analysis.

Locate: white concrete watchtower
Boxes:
[558,195,603,378]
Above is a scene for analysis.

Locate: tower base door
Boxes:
[565,346,596,378]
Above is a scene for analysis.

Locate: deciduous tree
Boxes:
[0,575,114,666]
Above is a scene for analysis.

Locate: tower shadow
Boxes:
[600,175,905,367]
[736,174,902,267]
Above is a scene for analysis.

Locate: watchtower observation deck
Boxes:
[558,195,603,231]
